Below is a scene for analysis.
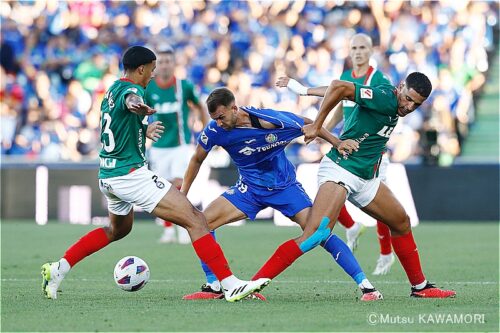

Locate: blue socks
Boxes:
[322,234,366,285]
[200,230,218,284]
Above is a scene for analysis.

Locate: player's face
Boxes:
[156,53,175,79]
[396,82,427,117]
[211,103,237,130]
[349,36,372,67]
[139,61,156,88]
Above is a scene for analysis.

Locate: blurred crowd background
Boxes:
[1,0,498,166]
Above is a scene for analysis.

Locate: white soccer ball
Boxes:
[113,256,150,292]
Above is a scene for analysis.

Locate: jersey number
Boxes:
[102,113,116,152]
[377,125,394,138]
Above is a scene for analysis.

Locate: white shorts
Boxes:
[149,145,193,180]
[99,166,171,215]
[317,156,380,208]
[378,154,389,183]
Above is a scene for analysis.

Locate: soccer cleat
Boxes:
[158,226,177,244]
[411,283,456,298]
[41,262,64,299]
[360,288,383,301]
[224,278,271,302]
[346,222,365,251]
[372,253,395,275]
[182,283,224,300]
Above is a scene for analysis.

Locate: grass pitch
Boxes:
[1,220,498,332]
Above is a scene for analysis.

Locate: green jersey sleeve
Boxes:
[353,83,398,116]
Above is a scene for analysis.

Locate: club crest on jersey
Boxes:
[200,131,208,145]
[360,88,373,99]
[265,133,278,143]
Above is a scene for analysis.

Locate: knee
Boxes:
[106,223,133,242]
[390,214,411,235]
[184,209,208,232]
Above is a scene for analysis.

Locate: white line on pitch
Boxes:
[1,278,497,285]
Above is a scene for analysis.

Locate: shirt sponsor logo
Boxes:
[265,133,278,143]
[239,146,256,156]
[360,88,373,99]
[200,131,208,145]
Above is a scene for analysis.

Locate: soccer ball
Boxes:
[113,256,150,292]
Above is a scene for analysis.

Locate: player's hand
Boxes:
[146,121,164,142]
[275,76,290,88]
[276,76,308,96]
[129,103,156,116]
[302,124,320,144]
[337,139,359,158]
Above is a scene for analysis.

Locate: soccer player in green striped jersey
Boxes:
[255,72,456,298]
[277,33,397,275]
[145,44,208,245]
[41,46,270,302]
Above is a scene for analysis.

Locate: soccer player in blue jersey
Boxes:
[180,87,383,301]
[253,72,456,298]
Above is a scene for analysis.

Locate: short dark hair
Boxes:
[206,88,235,114]
[122,46,156,70]
[405,72,432,98]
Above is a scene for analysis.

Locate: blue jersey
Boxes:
[198,106,304,190]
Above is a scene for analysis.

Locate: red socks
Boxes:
[63,228,110,267]
[391,231,426,285]
[192,234,232,281]
[252,239,304,280]
[337,205,355,228]
[377,221,392,255]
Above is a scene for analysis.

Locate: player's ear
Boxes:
[138,65,145,75]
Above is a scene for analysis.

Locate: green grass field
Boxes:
[1,220,498,332]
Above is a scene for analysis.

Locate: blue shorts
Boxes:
[221,179,312,220]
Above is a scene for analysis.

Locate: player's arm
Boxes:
[325,103,344,131]
[125,93,156,116]
[301,116,358,155]
[303,80,355,144]
[275,76,328,97]
[180,144,209,195]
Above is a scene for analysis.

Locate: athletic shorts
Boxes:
[99,166,171,215]
[148,144,194,180]
[222,179,312,220]
[317,156,380,208]
[378,154,389,183]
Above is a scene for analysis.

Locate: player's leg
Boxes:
[337,205,365,251]
[291,208,382,301]
[361,182,455,298]
[372,221,394,275]
[42,198,134,299]
[183,195,247,300]
[252,181,346,281]
[152,185,270,302]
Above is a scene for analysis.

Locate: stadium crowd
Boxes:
[1,0,497,165]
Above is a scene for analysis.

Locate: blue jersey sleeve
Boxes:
[197,121,219,152]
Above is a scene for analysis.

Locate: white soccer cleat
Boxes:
[176,225,191,245]
[159,226,177,244]
[372,253,395,275]
[41,262,64,299]
[223,278,271,302]
[346,222,365,251]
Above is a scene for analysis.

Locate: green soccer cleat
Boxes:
[41,262,64,299]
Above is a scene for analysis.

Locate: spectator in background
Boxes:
[0,0,496,166]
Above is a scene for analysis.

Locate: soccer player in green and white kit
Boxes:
[277,33,396,275]
[254,72,456,298]
[41,46,270,302]
[144,44,208,244]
